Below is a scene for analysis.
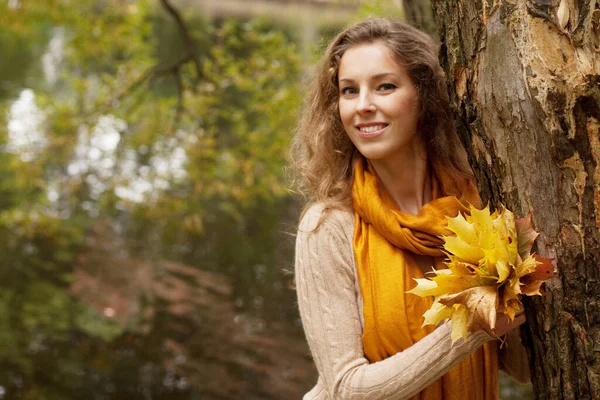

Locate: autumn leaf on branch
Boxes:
[407,205,555,343]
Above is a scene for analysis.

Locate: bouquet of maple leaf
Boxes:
[407,205,555,343]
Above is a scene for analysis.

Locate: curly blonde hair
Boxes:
[290,18,473,214]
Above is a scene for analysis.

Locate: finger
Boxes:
[513,313,526,326]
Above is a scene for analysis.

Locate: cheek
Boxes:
[408,92,421,120]
[391,95,419,122]
[338,101,354,128]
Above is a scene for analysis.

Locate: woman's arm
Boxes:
[295,206,493,400]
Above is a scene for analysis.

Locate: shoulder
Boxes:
[295,203,356,281]
[298,203,354,236]
[296,203,355,266]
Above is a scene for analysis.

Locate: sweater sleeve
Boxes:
[295,206,494,400]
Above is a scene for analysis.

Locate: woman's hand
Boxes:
[491,311,526,338]
[473,306,526,339]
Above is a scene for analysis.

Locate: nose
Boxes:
[356,91,376,114]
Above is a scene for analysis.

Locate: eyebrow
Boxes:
[339,72,398,83]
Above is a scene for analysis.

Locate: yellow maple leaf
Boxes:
[422,300,453,327]
[500,276,522,320]
[515,254,540,278]
[446,212,478,247]
[442,235,484,265]
[407,264,496,298]
[450,304,469,342]
[407,278,441,297]
[439,285,498,340]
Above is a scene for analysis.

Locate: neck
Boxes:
[370,139,431,215]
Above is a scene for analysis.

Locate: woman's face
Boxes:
[337,41,420,163]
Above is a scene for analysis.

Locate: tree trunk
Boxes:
[429,0,600,398]
[402,0,439,40]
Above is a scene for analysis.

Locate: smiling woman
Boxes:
[337,41,422,211]
[291,18,530,399]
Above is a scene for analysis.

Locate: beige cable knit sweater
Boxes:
[295,204,530,400]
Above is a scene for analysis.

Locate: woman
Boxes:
[291,18,530,399]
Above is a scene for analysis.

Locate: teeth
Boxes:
[359,125,385,133]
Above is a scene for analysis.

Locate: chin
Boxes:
[356,150,392,161]
[354,143,397,161]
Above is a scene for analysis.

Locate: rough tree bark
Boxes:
[402,0,439,40]
[428,1,600,399]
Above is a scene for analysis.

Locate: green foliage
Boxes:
[21,282,72,333]
[353,0,405,21]
[500,371,534,399]
[74,306,125,342]
[0,206,89,394]
[192,18,301,210]
[0,1,303,397]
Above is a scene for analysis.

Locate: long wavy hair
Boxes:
[290,18,474,214]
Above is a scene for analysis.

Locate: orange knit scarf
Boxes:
[352,157,498,400]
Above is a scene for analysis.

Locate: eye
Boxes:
[340,86,358,96]
[378,83,397,91]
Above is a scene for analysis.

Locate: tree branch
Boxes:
[172,66,185,130]
[115,53,192,104]
[90,0,200,126]
[159,0,203,82]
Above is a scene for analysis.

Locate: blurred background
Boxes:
[0,0,532,398]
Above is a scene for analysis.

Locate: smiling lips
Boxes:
[356,123,389,138]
